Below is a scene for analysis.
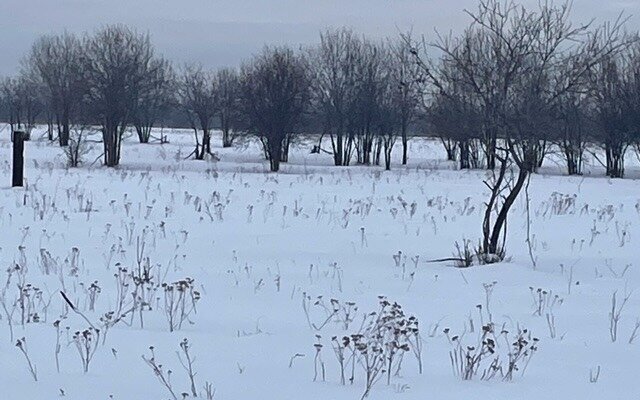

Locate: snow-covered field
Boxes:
[0,126,639,400]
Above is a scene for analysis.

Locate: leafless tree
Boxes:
[389,34,421,165]
[26,32,86,146]
[84,25,159,167]
[589,41,640,178]
[239,46,311,172]
[213,68,243,148]
[178,64,217,160]
[65,125,93,168]
[354,39,386,165]
[133,57,175,144]
[428,82,483,169]
[308,28,362,166]
[375,63,400,170]
[554,92,592,175]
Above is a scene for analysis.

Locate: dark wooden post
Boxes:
[12,130,25,187]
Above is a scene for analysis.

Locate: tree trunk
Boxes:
[203,128,211,154]
[333,133,343,166]
[485,139,496,170]
[269,157,280,172]
[374,137,382,166]
[103,122,124,167]
[103,128,118,167]
[567,155,578,175]
[136,125,144,143]
[384,136,393,171]
[47,119,54,141]
[536,140,546,169]
[605,143,624,178]
[135,125,152,144]
[59,108,70,147]
[441,138,457,161]
[60,122,70,147]
[401,123,408,165]
[343,135,353,166]
[459,139,470,169]
[192,127,204,160]
[487,168,528,255]
[56,114,62,141]
[563,139,582,175]
[268,136,282,172]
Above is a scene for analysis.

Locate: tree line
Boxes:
[0,1,639,179]
[0,24,421,171]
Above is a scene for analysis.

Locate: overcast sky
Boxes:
[0,0,638,75]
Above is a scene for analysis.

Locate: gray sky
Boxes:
[1,0,638,75]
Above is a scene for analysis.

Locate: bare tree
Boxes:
[389,34,421,165]
[367,42,416,171]
[376,64,400,170]
[309,29,362,166]
[354,39,386,165]
[133,57,174,144]
[44,105,56,141]
[213,68,243,148]
[239,46,310,172]
[428,82,483,169]
[26,32,86,146]
[554,92,592,175]
[84,25,159,167]
[65,125,93,168]
[178,65,217,160]
[590,48,639,178]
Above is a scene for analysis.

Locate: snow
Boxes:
[0,125,638,399]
